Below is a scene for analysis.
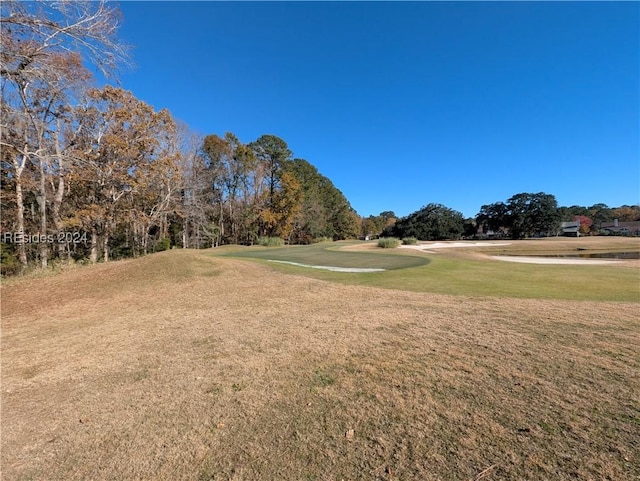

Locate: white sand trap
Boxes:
[492,256,622,265]
[397,242,625,264]
[400,241,511,251]
[268,260,385,272]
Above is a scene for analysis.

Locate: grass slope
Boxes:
[2,249,639,480]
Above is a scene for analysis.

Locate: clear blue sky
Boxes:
[115,1,639,219]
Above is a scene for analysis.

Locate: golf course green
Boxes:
[219,240,640,302]
[223,241,429,270]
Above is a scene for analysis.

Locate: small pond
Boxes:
[538,251,640,260]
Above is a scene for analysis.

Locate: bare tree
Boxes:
[1,0,130,268]
[174,123,204,249]
[1,0,130,80]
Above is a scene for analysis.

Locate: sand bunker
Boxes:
[268,260,385,272]
[399,241,627,265]
[491,256,622,265]
[400,241,511,252]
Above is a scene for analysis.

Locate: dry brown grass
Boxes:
[2,249,639,480]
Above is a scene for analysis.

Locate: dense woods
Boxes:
[186,133,359,248]
[0,1,359,274]
[1,2,638,275]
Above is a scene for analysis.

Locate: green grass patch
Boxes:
[370,255,640,301]
[312,367,336,387]
[218,242,640,302]
[222,242,428,271]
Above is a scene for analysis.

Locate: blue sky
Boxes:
[115,1,639,218]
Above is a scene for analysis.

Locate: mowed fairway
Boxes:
[225,237,640,301]
[2,242,639,480]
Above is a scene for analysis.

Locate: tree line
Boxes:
[381,193,640,242]
[189,132,359,248]
[0,1,359,274]
[2,2,638,275]
[476,193,640,239]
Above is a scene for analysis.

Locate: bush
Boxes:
[313,237,333,244]
[257,236,284,247]
[402,237,418,245]
[377,237,400,248]
[153,237,171,252]
[0,243,22,276]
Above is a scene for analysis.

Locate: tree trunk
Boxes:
[90,230,98,263]
[37,158,48,268]
[103,235,109,262]
[14,174,28,268]
[142,222,148,256]
[182,218,188,249]
[103,219,111,262]
[52,124,67,259]
[52,175,66,259]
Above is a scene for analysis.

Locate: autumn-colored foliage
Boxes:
[574,215,593,235]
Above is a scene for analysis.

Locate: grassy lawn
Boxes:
[356,255,639,301]
[221,238,640,302]
[2,245,639,480]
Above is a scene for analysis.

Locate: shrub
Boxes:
[377,237,400,248]
[0,243,22,276]
[313,237,333,244]
[154,237,171,252]
[257,236,284,247]
[402,237,418,245]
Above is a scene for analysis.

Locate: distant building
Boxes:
[561,220,581,237]
[600,219,640,236]
[476,226,509,239]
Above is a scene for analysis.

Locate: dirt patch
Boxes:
[2,250,639,480]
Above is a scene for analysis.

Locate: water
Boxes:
[540,251,640,260]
